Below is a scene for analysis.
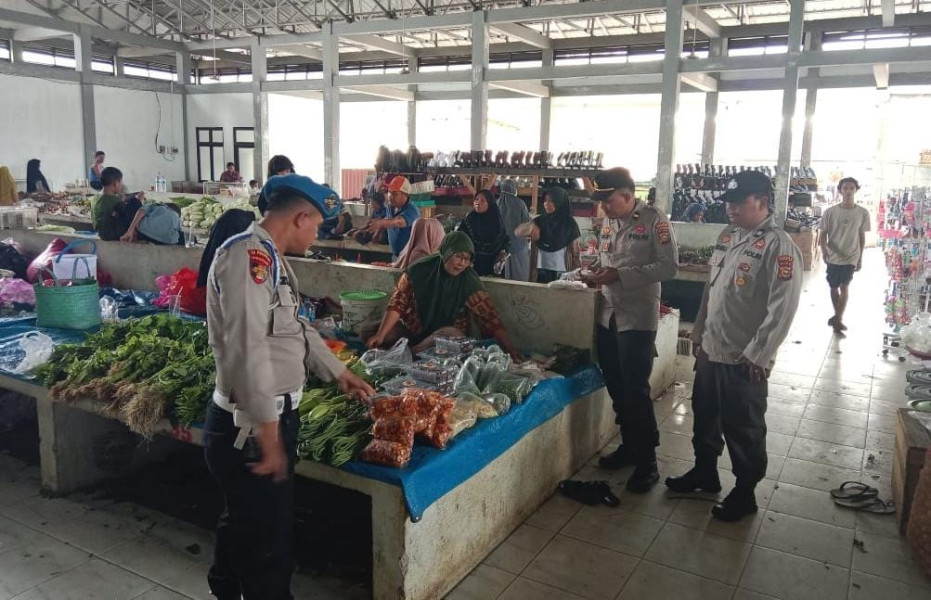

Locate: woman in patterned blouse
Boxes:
[367,231,521,359]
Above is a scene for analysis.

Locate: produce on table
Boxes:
[678,245,715,265]
[180,198,260,230]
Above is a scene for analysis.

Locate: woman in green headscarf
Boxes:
[367,231,521,358]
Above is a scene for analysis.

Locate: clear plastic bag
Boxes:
[361,337,413,378]
[14,331,54,374]
[456,392,499,419]
[483,392,512,415]
[477,364,505,394]
[453,356,483,395]
[494,373,533,404]
[99,296,119,323]
[449,403,478,437]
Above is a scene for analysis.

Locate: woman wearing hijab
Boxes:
[26,159,50,194]
[496,179,531,281]
[393,218,445,270]
[458,190,509,277]
[0,167,18,206]
[520,187,581,284]
[368,231,521,358]
[196,209,257,288]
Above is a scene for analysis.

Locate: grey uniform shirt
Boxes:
[596,201,679,332]
[691,217,803,369]
[207,224,346,424]
[820,204,871,266]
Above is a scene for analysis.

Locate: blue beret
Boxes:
[260,174,341,219]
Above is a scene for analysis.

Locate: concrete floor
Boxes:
[0,247,928,600]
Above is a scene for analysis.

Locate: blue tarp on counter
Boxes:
[342,365,605,520]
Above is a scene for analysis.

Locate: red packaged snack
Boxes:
[361,439,412,468]
[372,416,416,446]
[371,395,417,420]
[426,397,456,449]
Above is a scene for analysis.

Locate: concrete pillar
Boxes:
[654,0,684,216]
[251,42,270,187]
[10,40,24,64]
[407,57,417,147]
[470,10,489,151]
[540,49,554,152]
[73,25,97,174]
[322,24,341,193]
[799,33,821,169]
[773,0,805,227]
[700,38,726,165]
[177,52,193,181]
[114,56,126,77]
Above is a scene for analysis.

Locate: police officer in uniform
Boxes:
[204,174,374,600]
[583,168,679,492]
[666,170,802,521]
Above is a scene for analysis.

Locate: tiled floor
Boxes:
[0,249,929,600]
[448,249,931,600]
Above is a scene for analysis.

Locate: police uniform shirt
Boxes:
[207,223,346,423]
[596,201,679,332]
[691,217,803,369]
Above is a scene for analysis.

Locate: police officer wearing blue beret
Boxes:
[203,174,374,599]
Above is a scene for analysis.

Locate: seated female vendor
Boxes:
[367,231,522,360]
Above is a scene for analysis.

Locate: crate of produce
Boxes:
[0,206,38,230]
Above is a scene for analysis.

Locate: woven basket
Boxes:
[34,260,101,330]
[907,447,931,576]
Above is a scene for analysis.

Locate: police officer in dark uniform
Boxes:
[203,174,374,599]
[583,168,679,492]
[666,170,802,521]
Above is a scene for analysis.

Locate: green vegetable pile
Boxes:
[297,360,373,467]
[33,314,215,437]
[678,245,715,265]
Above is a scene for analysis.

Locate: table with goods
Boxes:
[0,303,610,600]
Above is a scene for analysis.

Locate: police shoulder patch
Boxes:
[720,234,732,244]
[777,255,794,281]
[655,221,671,245]
[248,248,272,284]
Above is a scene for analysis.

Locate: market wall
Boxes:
[94,87,186,192]
[185,92,253,182]
[0,73,84,192]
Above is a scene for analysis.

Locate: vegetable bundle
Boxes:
[180,198,260,230]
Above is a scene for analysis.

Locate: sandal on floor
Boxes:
[830,481,878,500]
[558,480,620,507]
[833,496,896,514]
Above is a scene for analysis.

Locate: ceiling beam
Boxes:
[280,46,325,61]
[873,62,890,89]
[881,0,895,27]
[342,33,416,58]
[681,71,718,92]
[490,22,553,50]
[489,79,551,97]
[10,26,67,42]
[344,85,414,100]
[683,6,721,38]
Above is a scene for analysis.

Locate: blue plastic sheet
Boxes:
[341,365,605,520]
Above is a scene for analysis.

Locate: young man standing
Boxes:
[819,177,870,332]
[583,168,679,492]
[666,171,802,521]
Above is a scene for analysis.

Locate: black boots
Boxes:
[625,460,659,494]
[664,461,722,494]
[711,486,758,522]
[598,444,637,470]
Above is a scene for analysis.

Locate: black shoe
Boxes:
[711,487,758,522]
[664,467,722,494]
[598,444,637,470]
[625,461,659,494]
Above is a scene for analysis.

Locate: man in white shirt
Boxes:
[818,177,871,333]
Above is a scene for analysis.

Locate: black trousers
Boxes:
[203,398,301,600]
[596,325,659,454]
[692,357,768,488]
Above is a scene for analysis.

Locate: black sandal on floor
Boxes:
[558,480,620,507]
[829,481,878,500]
[834,496,896,514]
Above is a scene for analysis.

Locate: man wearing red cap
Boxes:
[368,176,421,258]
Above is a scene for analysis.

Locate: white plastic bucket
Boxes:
[340,291,388,334]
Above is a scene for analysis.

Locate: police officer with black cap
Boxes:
[666,170,802,521]
[204,174,374,599]
[582,167,678,492]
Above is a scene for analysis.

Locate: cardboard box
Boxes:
[893,408,931,534]
[789,230,818,271]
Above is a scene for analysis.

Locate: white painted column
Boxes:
[251,42,270,187]
[799,33,821,169]
[323,24,341,193]
[177,51,193,181]
[407,57,417,147]
[470,10,489,151]
[700,38,726,165]
[654,0,684,216]
[773,0,805,226]
[9,39,24,64]
[73,25,97,174]
[540,48,554,152]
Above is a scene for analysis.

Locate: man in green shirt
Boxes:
[91,167,140,241]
